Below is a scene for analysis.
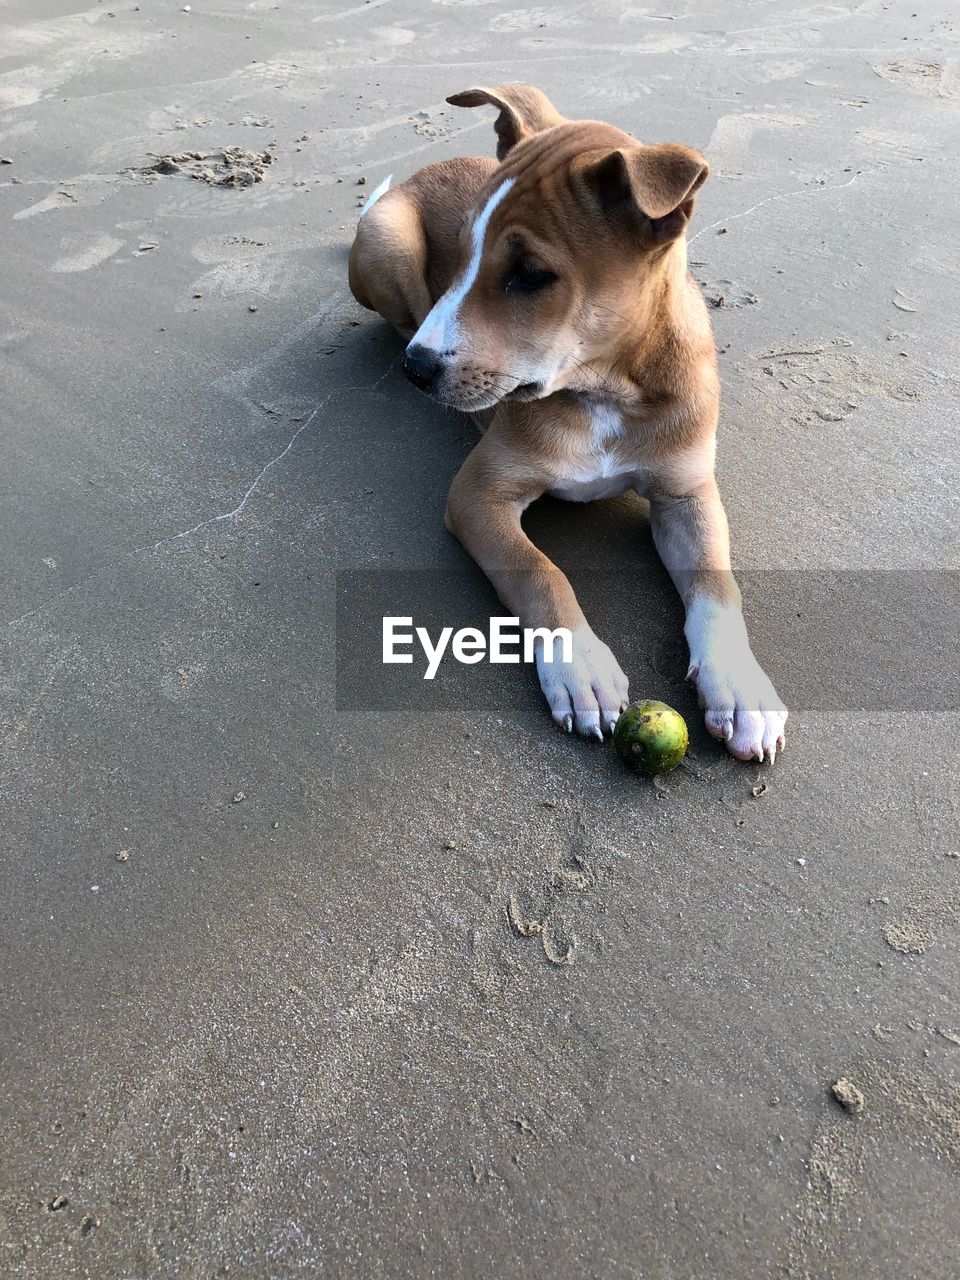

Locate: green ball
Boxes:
[614,699,689,777]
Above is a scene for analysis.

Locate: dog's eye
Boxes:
[505,260,557,293]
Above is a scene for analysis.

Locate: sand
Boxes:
[1,1,958,1277]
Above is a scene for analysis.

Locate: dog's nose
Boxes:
[402,344,442,392]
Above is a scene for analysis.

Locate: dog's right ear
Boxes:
[446,84,565,160]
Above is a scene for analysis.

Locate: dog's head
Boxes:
[403,83,708,412]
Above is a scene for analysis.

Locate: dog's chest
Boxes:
[547,403,647,502]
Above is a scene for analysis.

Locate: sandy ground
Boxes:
[1,1,959,1276]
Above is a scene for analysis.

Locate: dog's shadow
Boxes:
[524,493,689,689]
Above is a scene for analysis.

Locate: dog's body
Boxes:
[349,84,787,762]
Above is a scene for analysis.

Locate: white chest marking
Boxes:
[548,404,642,502]
[549,472,635,502]
[589,402,626,448]
[412,178,515,353]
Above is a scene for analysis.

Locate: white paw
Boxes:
[535,624,629,740]
[686,600,787,763]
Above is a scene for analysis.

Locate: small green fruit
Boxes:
[614,699,688,778]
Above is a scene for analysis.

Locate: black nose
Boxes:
[402,344,442,392]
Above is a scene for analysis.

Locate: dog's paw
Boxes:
[691,655,787,763]
[535,624,629,740]
[686,601,787,763]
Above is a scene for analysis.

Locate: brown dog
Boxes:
[349,84,787,762]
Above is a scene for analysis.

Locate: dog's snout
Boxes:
[402,344,443,392]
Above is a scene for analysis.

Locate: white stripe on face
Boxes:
[411,177,515,354]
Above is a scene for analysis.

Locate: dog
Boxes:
[348,84,787,762]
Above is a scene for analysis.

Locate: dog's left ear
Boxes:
[579,143,709,243]
[446,83,565,160]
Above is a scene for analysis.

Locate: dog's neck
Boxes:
[564,238,705,416]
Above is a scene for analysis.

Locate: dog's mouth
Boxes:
[431,377,546,413]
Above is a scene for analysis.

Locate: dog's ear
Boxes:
[446,83,565,160]
[579,143,709,243]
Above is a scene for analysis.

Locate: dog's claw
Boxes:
[608,718,618,736]
[538,625,629,743]
[690,636,788,764]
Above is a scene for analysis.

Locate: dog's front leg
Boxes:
[649,478,787,763]
[446,446,629,739]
